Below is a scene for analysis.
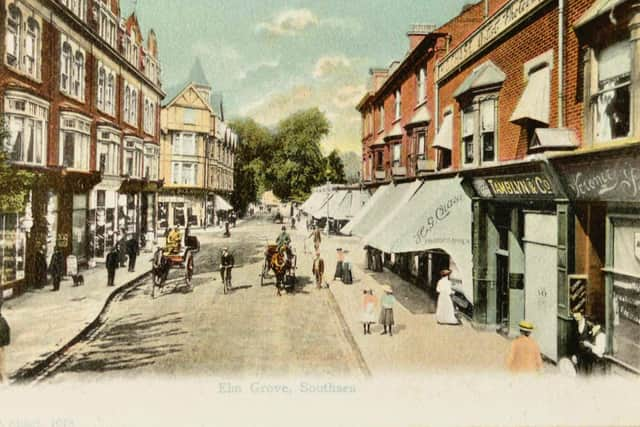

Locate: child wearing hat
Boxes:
[506,320,543,374]
[379,285,395,336]
[361,288,377,335]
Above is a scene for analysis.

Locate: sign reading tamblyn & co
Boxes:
[437,0,551,81]
[555,155,640,202]
[473,172,555,199]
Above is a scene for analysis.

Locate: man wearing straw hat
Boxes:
[506,320,543,374]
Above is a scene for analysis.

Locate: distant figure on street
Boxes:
[35,244,48,289]
[291,216,296,229]
[48,246,65,292]
[506,320,543,374]
[220,247,235,285]
[379,285,395,336]
[105,246,119,287]
[276,226,291,251]
[334,248,344,281]
[126,235,139,272]
[117,232,128,267]
[361,288,377,335]
[166,226,182,254]
[0,295,10,384]
[309,227,322,251]
[571,311,593,373]
[312,251,325,289]
[435,269,460,325]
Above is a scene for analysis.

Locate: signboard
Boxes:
[555,155,640,202]
[473,172,555,200]
[437,0,551,80]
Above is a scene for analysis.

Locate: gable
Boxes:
[165,84,213,114]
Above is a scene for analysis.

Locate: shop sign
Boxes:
[437,0,551,80]
[557,156,640,202]
[473,173,555,199]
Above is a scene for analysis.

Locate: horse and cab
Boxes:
[260,243,297,296]
[151,235,200,298]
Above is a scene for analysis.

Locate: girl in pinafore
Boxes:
[361,288,377,335]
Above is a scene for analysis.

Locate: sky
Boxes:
[121,0,472,154]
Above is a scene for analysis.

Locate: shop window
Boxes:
[0,213,26,285]
[59,113,90,170]
[593,40,631,142]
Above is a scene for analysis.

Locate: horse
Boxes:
[271,246,294,296]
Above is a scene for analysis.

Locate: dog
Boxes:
[71,274,85,287]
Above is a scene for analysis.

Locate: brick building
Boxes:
[1,0,164,293]
[356,0,640,372]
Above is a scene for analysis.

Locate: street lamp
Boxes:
[325,167,331,235]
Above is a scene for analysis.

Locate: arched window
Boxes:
[73,51,84,98]
[124,86,131,122]
[6,5,21,66]
[24,18,39,76]
[106,73,115,114]
[61,42,72,91]
[131,89,138,124]
[97,67,106,109]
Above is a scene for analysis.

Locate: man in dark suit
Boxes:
[0,293,10,384]
[126,235,139,272]
[312,251,325,289]
[48,246,65,292]
[106,246,119,287]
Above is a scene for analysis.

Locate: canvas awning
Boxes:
[306,192,332,217]
[432,113,453,150]
[347,190,371,219]
[300,191,326,214]
[384,122,403,141]
[574,0,626,28]
[312,190,350,219]
[365,177,473,301]
[341,184,391,235]
[405,103,432,129]
[453,60,506,98]
[349,181,421,238]
[214,195,232,211]
[529,128,579,152]
[510,66,551,125]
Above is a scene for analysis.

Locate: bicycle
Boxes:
[221,265,232,294]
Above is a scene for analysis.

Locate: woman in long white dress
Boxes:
[436,269,460,325]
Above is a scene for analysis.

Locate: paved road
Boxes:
[45,217,367,383]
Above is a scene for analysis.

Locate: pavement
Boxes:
[2,252,154,381]
[291,222,513,376]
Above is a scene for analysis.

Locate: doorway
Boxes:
[496,253,509,334]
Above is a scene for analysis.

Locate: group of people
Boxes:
[105,233,141,287]
[361,286,396,336]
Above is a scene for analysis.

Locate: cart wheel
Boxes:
[184,251,194,287]
[260,260,268,286]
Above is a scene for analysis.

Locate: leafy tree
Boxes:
[339,151,361,184]
[325,149,346,184]
[268,108,330,202]
[0,119,36,212]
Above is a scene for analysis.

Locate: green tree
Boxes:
[325,149,346,184]
[0,119,36,212]
[228,118,273,215]
[268,108,330,202]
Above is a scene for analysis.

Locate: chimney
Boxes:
[407,23,436,50]
[369,68,389,91]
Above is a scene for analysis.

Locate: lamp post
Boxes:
[325,167,331,235]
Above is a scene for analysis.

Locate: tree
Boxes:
[268,108,330,202]
[325,149,346,184]
[339,151,361,184]
[228,118,273,215]
[0,119,36,212]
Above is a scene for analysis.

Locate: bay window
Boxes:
[593,40,631,142]
[124,138,143,177]
[59,113,91,170]
[172,162,198,185]
[97,127,121,176]
[3,91,48,166]
[144,143,159,180]
[172,132,197,156]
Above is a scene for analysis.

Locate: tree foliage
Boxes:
[325,149,346,184]
[0,120,36,212]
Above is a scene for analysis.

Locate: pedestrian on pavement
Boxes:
[571,311,593,373]
[435,269,461,325]
[35,244,48,289]
[117,232,128,267]
[48,245,65,292]
[312,251,325,289]
[506,320,543,374]
[361,288,377,335]
[379,285,395,336]
[105,246,119,287]
[126,234,139,272]
[309,226,322,251]
[220,247,235,286]
[0,295,10,384]
[334,248,344,281]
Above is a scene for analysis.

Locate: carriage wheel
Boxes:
[260,259,269,286]
[184,251,194,287]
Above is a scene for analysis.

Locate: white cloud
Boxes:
[236,59,280,81]
[256,9,318,36]
[333,84,366,109]
[312,55,352,79]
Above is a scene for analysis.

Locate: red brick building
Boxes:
[1,0,164,293]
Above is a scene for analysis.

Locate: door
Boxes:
[496,253,510,333]
[524,212,558,362]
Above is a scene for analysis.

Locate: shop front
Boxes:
[465,162,571,362]
[89,177,121,264]
[553,146,640,373]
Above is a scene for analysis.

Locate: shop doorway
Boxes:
[496,253,510,334]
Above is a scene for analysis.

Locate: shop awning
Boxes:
[529,128,579,152]
[510,66,551,125]
[301,191,330,215]
[366,177,473,301]
[312,190,349,219]
[574,0,625,28]
[214,195,233,211]
[349,181,421,238]
[341,184,391,235]
[346,189,371,219]
[432,113,453,150]
[405,103,432,129]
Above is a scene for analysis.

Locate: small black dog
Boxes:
[71,274,85,287]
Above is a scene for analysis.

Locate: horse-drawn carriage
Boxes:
[151,235,200,298]
[260,243,296,295]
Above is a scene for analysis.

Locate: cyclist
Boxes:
[220,247,234,291]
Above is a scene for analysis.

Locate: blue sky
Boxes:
[122,0,472,153]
